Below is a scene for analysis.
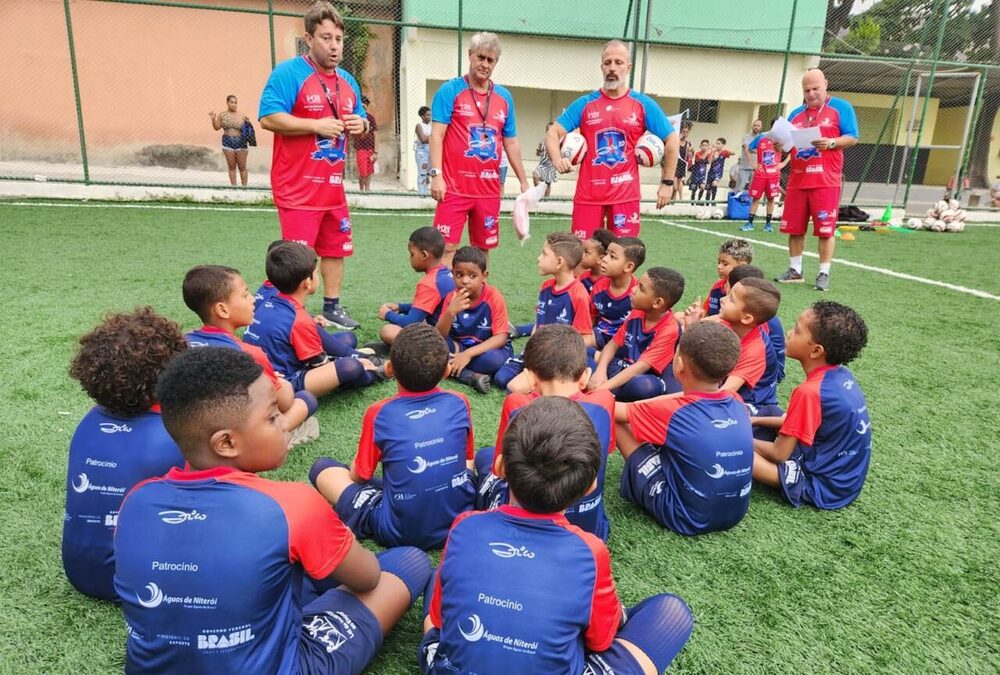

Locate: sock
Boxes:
[818,262,831,275]
[790,256,803,273]
[376,547,432,605]
[748,214,755,225]
[323,296,339,312]
[618,595,695,673]
[294,390,319,417]
[308,456,348,487]
[333,356,364,387]
[765,214,772,224]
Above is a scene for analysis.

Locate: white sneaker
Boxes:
[288,416,320,448]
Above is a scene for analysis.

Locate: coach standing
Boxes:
[545,40,678,240]
[775,68,858,292]
[259,1,368,330]
[430,32,529,267]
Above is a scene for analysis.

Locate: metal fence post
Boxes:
[775,0,799,118]
[639,0,654,93]
[955,67,987,200]
[63,0,90,184]
[628,0,641,89]
[267,0,276,69]
[457,0,463,76]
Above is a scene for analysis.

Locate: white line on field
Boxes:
[657,218,1000,301]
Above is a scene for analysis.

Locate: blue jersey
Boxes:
[62,407,184,601]
[354,389,475,549]
[590,275,636,345]
[427,506,623,673]
[626,390,754,535]
[780,365,872,509]
[244,293,325,379]
[254,281,278,310]
[737,327,780,409]
[703,279,727,317]
[707,149,734,181]
[443,283,510,350]
[612,310,681,376]
[115,466,356,673]
[535,278,592,335]
[764,316,786,382]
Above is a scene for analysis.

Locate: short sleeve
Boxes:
[635,92,673,139]
[639,319,679,374]
[487,289,509,336]
[626,395,683,445]
[432,79,460,125]
[556,93,591,133]
[780,382,823,446]
[832,98,859,138]
[259,60,303,118]
[412,276,440,314]
[353,402,386,480]
[496,85,517,137]
[571,285,593,335]
[731,332,766,388]
[290,311,325,361]
[582,536,623,652]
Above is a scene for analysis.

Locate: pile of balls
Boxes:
[906,199,967,232]
[695,207,725,220]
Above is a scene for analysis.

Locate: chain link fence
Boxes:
[2,0,997,212]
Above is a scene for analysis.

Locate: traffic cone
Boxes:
[879,204,893,223]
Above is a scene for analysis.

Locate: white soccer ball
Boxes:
[906,218,922,230]
[922,217,936,230]
[953,209,967,222]
[940,209,957,223]
[711,207,724,219]
[935,200,950,214]
[634,133,665,167]
[949,198,960,210]
[695,207,711,220]
[931,219,946,232]
[945,220,964,232]
[560,132,588,165]
[927,207,939,218]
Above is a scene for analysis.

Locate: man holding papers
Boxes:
[773,69,858,292]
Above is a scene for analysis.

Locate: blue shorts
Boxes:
[335,478,386,540]
[777,451,811,508]
[473,447,509,510]
[287,367,310,393]
[222,134,248,151]
[298,588,383,674]
[620,444,669,524]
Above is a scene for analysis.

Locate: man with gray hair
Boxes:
[545,39,679,240]
[429,32,528,266]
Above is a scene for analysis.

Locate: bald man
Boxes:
[775,69,858,291]
[545,40,679,240]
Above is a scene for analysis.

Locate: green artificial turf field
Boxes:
[0,201,997,674]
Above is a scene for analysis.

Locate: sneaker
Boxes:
[774,268,804,283]
[763,222,774,233]
[288,416,320,448]
[740,222,755,232]
[469,373,492,394]
[322,305,360,330]
[362,340,392,358]
[355,346,377,357]
[370,361,393,383]
[814,272,830,292]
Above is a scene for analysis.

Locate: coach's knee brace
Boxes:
[376,547,432,605]
[619,594,694,673]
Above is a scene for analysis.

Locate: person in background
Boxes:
[209,94,250,186]
[355,96,378,192]
[415,106,432,196]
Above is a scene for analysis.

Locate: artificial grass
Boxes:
[0,201,997,673]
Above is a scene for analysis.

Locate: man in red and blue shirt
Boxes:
[430,32,529,266]
[545,40,679,239]
[259,3,369,330]
[775,69,858,292]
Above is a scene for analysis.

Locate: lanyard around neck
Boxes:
[307,56,341,120]
[465,76,493,126]
[805,98,829,127]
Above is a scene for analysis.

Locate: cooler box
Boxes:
[726,191,751,220]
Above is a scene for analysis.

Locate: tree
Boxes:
[827,16,881,54]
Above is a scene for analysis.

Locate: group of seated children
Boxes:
[61,224,873,673]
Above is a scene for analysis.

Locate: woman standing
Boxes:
[209,95,249,186]
[414,106,431,196]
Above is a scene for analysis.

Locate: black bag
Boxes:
[241,120,257,147]
[837,205,869,222]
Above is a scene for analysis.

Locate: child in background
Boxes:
[245,241,383,397]
[310,323,475,550]
[702,238,754,318]
[674,120,694,202]
[114,347,431,673]
[495,232,594,393]
[436,246,512,394]
[421,397,694,674]
[705,138,734,203]
[615,321,754,535]
[532,122,558,197]
[576,228,615,295]
[374,226,455,351]
[589,267,685,401]
[688,139,711,203]
[728,265,786,384]
[474,325,616,541]
[591,236,645,348]
[63,307,187,601]
[752,301,872,510]
[183,264,319,446]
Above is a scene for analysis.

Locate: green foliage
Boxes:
[828,15,881,55]
[0,202,997,673]
[340,6,376,88]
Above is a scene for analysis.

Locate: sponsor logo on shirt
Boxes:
[637,453,661,477]
[488,542,535,559]
[478,317,490,329]
[711,418,738,429]
[408,451,458,473]
[556,307,569,323]
[480,170,499,180]
[592,129,627,168]
[198,625,256,651]
[451,472,469,488]
[705,463,751,479]
[71,473,126,496]
[477,592,523,612]
[458,614,539,653]
[715,449,744,457]
[311,135,346,165]
[739,482,752,497]
[393,492,417,501]
[493,110,507,123]
[328,175,343,185]
[465,125,499,162]
[622,112,640,127]
[99,422,132,434]
[86,457,118,468]
[796,147,820,161]
[152,561,199,573]
[587,111,601,120]
[136,582,218,610]
[306,94,322,105]
[856,419,871,435]
[649,480,664,497]
[405,407,437,420]
[158,509,208,525]
[188,340,209,348]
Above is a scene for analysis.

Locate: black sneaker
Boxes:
[814,272,830,292]
[469,373,492,394]
[774,268,805,283]
[362,340,392,358]
[322,305,360,330]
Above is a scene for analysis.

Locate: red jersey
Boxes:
[786,96,859,190]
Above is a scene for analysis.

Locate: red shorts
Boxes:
[277,205,354,258]
[571,201,641,239]
[356,149,375,178]
[780,186,840,238]
[433,192,501,249]
[748,172,782,200]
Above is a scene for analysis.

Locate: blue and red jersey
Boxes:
[259,56,367,209]
[707,149,734,181]
[535,278,592,336]
[114,466,355,672]
[689,150,711,184]
[627,390,754,535]
[432,76,517,198]
[703,278,727,316]
[591,275,636,345]
[786,96,859,190]
[354,388,475,549]
[726,322,779,408]
[761,316,786,382]
[557,89,673,204]
[254,280,279,309]
[577,268,598,295]
[492,390,616,539]
[442,283,510,350]
[612,310,681,376]
[62,406,184,601]
[387,265,455,327]
[780,365,872,509]
[748,134,781,176]
[427,505,622,673]
[186,325,281,389]
[244,293,324,379]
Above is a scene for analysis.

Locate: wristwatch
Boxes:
[827,139,837,150]
[428,168,441,177]
[661,179,675,186]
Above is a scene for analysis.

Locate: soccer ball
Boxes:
[906,218,922,230]
[940,209,957,223]
[931,219,946,232]
[560,132,587,165]
[948,198,960,210]
[711,207,725,219]
[935,200,950,214]
[945,220,964,233]
[635,133,665,167]
[922,217,936,230]
[695,207,711,220]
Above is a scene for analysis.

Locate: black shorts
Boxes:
[222,134,248,151]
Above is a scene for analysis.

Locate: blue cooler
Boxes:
[726,191,751,220]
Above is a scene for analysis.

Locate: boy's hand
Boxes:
[357,358,377,372]
[377,303,399,320]
[587,371,608,391]
[314,313,335,328]
[684,300,705,327]
[447,288,471,315]
[449,351,472,376]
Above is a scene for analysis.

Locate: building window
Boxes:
[680,98,719,124]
